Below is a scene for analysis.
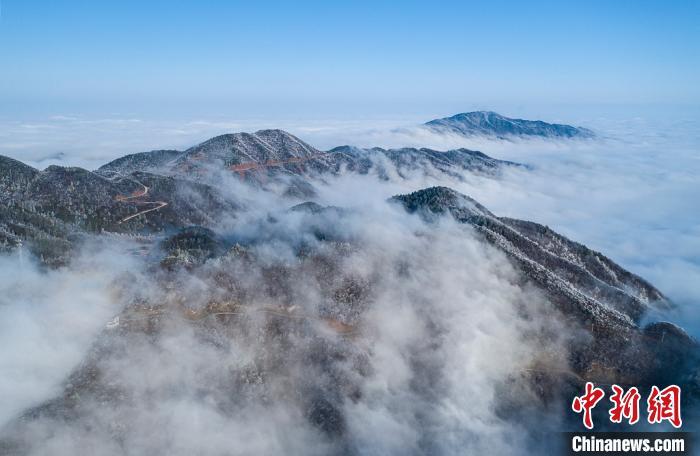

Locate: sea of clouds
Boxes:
[0,181,570,455]
[0,108,698,454]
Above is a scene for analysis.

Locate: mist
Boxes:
[0,165,580,455]
[306,112,700,336]
[0,107,698,454]
[0,242,140,426]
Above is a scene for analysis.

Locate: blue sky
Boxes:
[1,0,699,119]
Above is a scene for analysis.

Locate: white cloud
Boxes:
[0,109,697,453]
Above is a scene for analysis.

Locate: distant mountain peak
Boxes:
[425,111,594,139]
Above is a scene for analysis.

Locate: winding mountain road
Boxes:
[110,173,169,224]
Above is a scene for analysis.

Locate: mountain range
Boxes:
[0,129,521,265]
[1,183,696,453]
[1,115,696,454]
